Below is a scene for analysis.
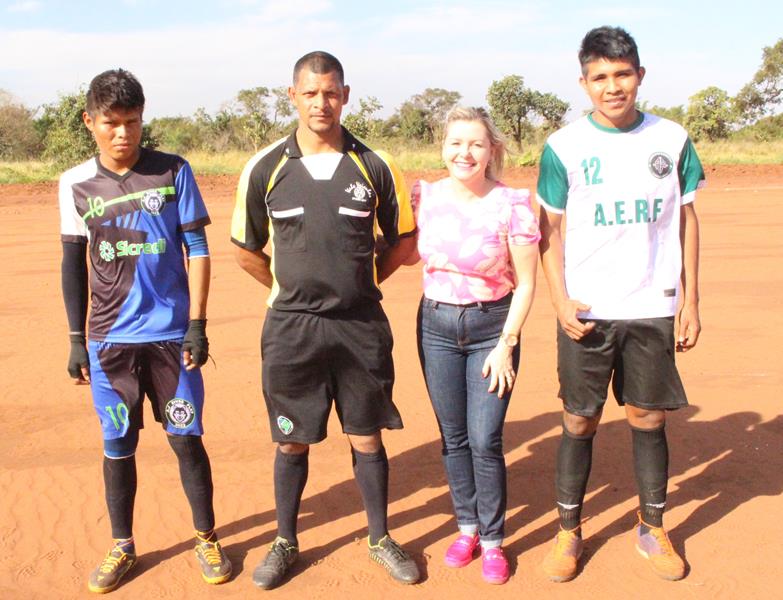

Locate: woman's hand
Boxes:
[482,343,515,398]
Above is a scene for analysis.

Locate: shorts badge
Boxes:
[648,152,674,179]
[277,415,294,435]
[141,189,166,216]
[165,398,196,429]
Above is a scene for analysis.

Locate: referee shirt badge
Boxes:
[648,152,674,179]
[165,398,196,429]
[277,415,294,435]
[345,181,373,203]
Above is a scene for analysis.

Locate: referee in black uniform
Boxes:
[232,51,419,589]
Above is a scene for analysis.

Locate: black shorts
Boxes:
[261,302,403,443]
[556,317,688,417]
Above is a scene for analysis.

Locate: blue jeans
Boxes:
[417,295,519,543]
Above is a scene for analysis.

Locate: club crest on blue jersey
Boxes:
[345,181,373,203]
[648,152,674,179]
[141,189,166,216]
[165,398,196,429]
[277,415,294,435]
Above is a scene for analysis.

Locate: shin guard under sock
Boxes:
[352,446,389,545]
[104,455,137,540]
[167,435,215,532]
[555,429,595,531]
[631,425,668,527]
[274,447,309,546]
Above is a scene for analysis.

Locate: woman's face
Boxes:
[442,119,494,185]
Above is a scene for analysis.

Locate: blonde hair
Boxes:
[442,106,507,180]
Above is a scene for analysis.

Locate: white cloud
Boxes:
[7,1,42,13]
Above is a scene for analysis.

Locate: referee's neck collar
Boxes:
[285,126,358,158]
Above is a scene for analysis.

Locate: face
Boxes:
[580,58,645,129]
[83,106,143,172]
[288,68,349,138]
[442,119,494,184]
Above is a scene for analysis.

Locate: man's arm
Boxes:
[61,240,90,383]
[677,202,701,351]
[182,255,211,370]
[376,235,417,283]
[538,209,595,340]
[235,246,273,288]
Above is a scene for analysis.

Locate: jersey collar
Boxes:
[284,126,360,158]
[587,111,645,133]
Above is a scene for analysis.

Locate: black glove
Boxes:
[182,319,209,367]
[68,333,90,381]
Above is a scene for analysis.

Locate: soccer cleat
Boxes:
[87,544,137,593]
[635,512,685,581]
[444,533,480,568]
[194,534,232,584]
[252,537,299,590]
[542,527,583,582]
[481,546,510,584]
[368,535,420,584]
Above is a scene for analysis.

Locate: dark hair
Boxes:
[293,51,344,85]
[579,26,640,74]
[85,69,145,116]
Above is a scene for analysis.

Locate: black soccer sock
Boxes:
[103,455,137,541]
[167,435,215,533]
[632,424,669,528]
[555,428,595,531]
[274,447,309,546]
[352,446,389,546]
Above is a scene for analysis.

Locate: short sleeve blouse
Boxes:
[412,178,540,304]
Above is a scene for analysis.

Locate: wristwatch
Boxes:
[500,332,519,348]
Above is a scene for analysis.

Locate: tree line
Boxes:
[0,39,780,168]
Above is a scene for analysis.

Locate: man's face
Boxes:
[83,106,143,172]
[288,68,349,137]
[580,58,645,129]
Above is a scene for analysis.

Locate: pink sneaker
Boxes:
[481,546,509,584]
[444,534,479,568]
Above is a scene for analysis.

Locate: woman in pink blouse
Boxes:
[408,107,539,584]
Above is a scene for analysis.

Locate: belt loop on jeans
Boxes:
[477,301,487,312]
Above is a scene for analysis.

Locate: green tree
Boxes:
[487,75,536,149]
[148,116,201,153]
[343,96,383,139]
[684,86,734,141]
[639,101,685,124]
[533,91,570,131]
[236,86,273,151]
[734,38,783,124]
[0,90,42,159]
[393,88,461,142]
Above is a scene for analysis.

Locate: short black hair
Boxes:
[293,51,344,86]
[85,69,145,116]
[579,26,640,74]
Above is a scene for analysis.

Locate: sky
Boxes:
[1,0,781,121]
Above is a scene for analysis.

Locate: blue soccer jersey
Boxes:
[59,148,210,342]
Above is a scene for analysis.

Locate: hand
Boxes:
[676,303,701,352]
[182,319,209,370]
[556,298,595,341]
[67,334,90,384]
[482,343,515,398]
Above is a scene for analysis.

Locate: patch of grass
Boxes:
[695,139,783,164]
[0,161,60,184]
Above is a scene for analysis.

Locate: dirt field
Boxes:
[1,164,781,600]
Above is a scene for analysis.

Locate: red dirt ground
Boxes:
[0,164,781,599]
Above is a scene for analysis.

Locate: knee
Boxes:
[563,411,600,437]
[104,430,139,459]
[279,442,310,455]
[167,433,206,458]
[348,432,381,454]
[626,407,665,430]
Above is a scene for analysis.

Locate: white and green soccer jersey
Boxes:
[537,112,705,319]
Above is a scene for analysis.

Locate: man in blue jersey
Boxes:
[537,26,704,583]
[60,69,231,593]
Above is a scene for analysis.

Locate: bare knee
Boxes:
[563,411,601,436]
[625,406,665,429]
[279,442,310,455]
[347,432,382,454]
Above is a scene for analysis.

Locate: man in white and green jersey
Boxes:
[537,26,704,583]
